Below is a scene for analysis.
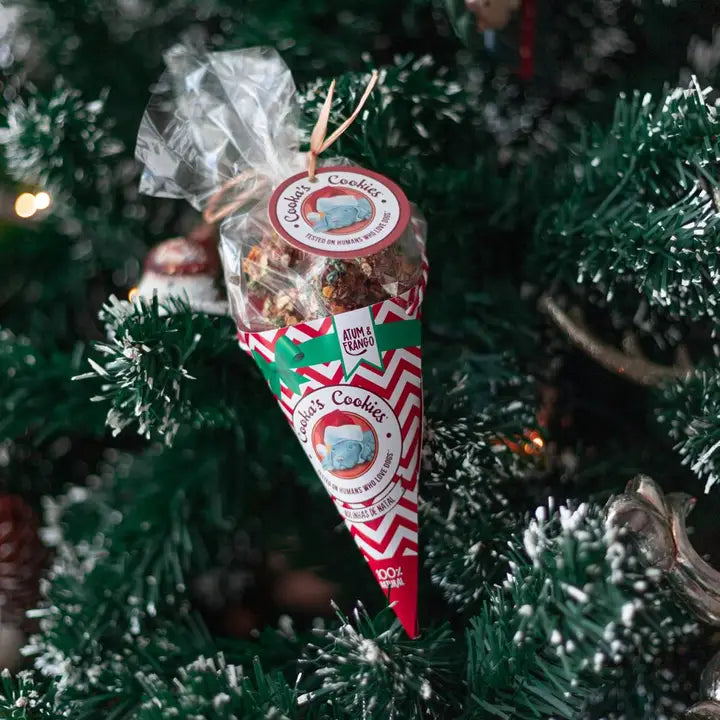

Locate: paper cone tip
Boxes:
[240,276,428,645]
[396,603,419,639]
[373,554,419,639]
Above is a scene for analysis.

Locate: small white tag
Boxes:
[332,306,383,378]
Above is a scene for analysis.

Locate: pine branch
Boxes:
[27,401,318,661]
[27,457,302,717]
[27,611,223,719]
[133,655,300,720]
[656,367,720,492]
[0,77,123,202]
[0,328,104,442]
[540,294,692,386]
[299,56,473,167]
[465,502,694,719]
[299,604,459,719]
[77,296,250,445]
[0,78,148,276]
[24,419,330,718]
[532,80,720,321]
[422,376,539,610]
[0,670,56,720]
[33,436,249,640]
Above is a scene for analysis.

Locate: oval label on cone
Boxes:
[293,385,402,510]
[268,166,411,258]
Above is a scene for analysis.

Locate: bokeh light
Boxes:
[14,192,37,218]
[34,191,51,210]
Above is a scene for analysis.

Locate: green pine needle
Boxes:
[656,367,720,492]
[0,670,55,720]
[421,382,538,610]
[466,502,694,719]
[300,604,459,719]
[0,328,104,442]
[78,296,244,445]
[533,80,720,321]
[134,655,299,720]
[1,77,123,198]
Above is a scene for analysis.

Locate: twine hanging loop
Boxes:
[307,70,379,181]
[203,69,379,222]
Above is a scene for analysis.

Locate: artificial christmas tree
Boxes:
[1,0,720,718]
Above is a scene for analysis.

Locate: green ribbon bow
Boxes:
[252,318,420,397]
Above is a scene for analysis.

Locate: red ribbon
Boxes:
[518,0,537,82]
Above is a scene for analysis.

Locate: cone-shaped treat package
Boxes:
[136,45,427,637]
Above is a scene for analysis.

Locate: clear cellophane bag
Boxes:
[136,44,426,331]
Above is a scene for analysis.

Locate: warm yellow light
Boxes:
[531,435,544,449]
[34,191,51,210]
[14,193,37,218]
[128,287,139,301]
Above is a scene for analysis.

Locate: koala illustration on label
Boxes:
[316,422,375,472]
[307,195,372,232]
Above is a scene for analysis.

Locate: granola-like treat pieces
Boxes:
[317,244,422,316]
[241,234,312,328]
[242,234,308,282]
[235,226,422,330]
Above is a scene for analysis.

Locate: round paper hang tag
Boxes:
[268,166,411,258]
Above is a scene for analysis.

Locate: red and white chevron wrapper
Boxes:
[238,255,427,637]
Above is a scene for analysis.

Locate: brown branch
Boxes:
[539,295,692,387]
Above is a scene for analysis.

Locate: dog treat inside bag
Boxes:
[229,215,423,330]
[136,45,428,637]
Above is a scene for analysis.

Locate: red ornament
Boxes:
[135,225,227,314]
[517,0,538,81]
[186,220,220,254]
[0,495,45,627]
[0,495,46,671]
[144,236,219,277]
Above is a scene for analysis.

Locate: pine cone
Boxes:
[0,495,45,629]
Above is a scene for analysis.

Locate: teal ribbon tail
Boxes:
[251,350,281,397]
[252,335,310,397]
[274,335,311,396]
